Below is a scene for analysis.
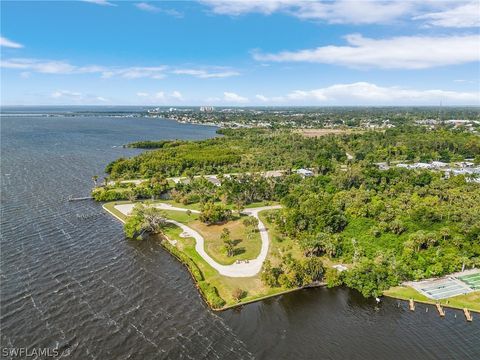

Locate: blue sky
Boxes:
[1,0,479,106]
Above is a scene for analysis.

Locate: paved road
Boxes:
[114,203,281,277]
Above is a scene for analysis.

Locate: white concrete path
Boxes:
[114,202,281,277]
[115,202,201,215]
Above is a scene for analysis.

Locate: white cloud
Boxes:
[171,90,184,100]
[201,1,480,27]
[201,0,292,16]
[255,94,269,102]
[50,90,110,104]
[253,34,480,69]
[172,68,240,78]
[135,91,184,103]
[0,58,102,74]
[414,1,480,28]
[292,0,413,24]
[135,2,159,12]
[258,82,479,105]
[51,90,82,99]
[223,92,249,103]
[0,36,24,48]
[201,0,411,25]
[1,58,239,80]
[101,66,167,79]
[83,0,117,6]
[454,79,475,84]
[135,2,183,17]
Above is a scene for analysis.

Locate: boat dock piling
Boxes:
[464,308,473,322]
[436,303,445,317]
[406,299,474,321]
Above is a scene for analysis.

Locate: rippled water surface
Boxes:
[1,112,479,359]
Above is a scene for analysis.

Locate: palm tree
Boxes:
[127,190,137,202]
[221,228,235,257]
[224,240,236,257]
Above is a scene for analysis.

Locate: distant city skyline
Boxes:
[1,0,479,106]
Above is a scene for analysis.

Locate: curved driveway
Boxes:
[114,203,281,277]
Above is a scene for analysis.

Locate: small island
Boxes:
[94,125,480,312]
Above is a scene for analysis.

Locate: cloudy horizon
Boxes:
[1,0,479,106]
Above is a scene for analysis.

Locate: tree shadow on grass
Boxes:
[233,247,245,256]
[232,239,245,256]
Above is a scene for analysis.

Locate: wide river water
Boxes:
[1,110,479,359]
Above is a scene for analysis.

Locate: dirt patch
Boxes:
[297,128,359,137]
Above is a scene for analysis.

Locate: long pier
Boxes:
[68,196,93,201]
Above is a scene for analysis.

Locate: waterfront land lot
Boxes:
[384,286,480,312]
[412,277,472,300]
[384,270,480,313]
[403,269,480,300]
[187,217,261,265]
[103,202,305,308]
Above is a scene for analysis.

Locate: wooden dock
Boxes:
[68,196,93,202]
[464,308,473,322]
[436,303,445,317]
[409,299,415,311]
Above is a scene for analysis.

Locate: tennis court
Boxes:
[458,272,480,290]
[414,278,471,300]
[405,269,480,300]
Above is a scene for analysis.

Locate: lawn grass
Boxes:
[447,292,480,312]
[258,209,304,265]
[103,201,297,308]
[161,210,262,265]
[105,202,263,265]
[161,209,200,222]
[384,286,480,313]
[159,199,204,211]
[103,201,128,222]
[189,216,261,265]
[162,221,290,306]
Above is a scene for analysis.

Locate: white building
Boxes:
[200,106,214,112]
[375,162,389,170]
[413,163,433,169]
[456,161,475,168]
[431,161,448,168]
[296,168,314,177]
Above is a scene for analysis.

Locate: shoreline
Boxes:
[383,294,480,315]
[146,114,225,129]
[103,204,480,314]
[383,289,480,314]
[102,203,311,311]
